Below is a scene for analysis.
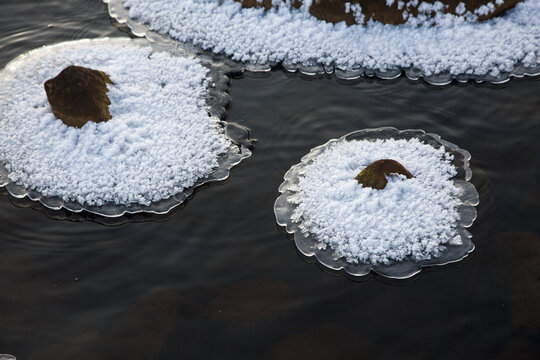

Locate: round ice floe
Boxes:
[105,0,540,84]
[274,128,479,279]
[0,38,251,217]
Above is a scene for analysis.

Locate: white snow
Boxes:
[122,0,540,76]
[475,2,496,16]
[287,138,461,265]
[417,1,447,13]
[349,3,365,24]
[455,2,467,15]
[0,40,230,207]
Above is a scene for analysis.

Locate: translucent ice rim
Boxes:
[104,0,540,86]
[274,127,479,279]
[0,38,253,218]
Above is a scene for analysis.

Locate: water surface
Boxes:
[1,1,539,359]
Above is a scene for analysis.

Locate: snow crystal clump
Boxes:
[288,138,461,265]
[122,0,540,76]
[0,40,230,206]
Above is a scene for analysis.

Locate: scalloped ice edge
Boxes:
[275,189,476,279]
[273,127,479,279]
[0,38,253,218]
[104,0,540,86]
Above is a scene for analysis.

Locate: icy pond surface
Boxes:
[1,0,539,359]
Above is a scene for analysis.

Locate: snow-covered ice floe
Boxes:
[0,38,252,217]
[274,127,479,279]
[104,0,540,85]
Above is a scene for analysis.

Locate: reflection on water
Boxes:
[269,323,370,360]
[29,287,202,360]
[208,279,296,324]
[487,233,540,360]
[0,0,539,359]
[487,232,540,330]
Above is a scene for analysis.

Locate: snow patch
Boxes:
[0,40,230,207]
[287,138,461,265]
[122,0,540,76]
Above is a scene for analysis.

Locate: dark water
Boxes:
[1,1,540,359]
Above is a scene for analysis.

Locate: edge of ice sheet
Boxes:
[104,0,540,85]
[274,127,479,279]
[0,38,253,218]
